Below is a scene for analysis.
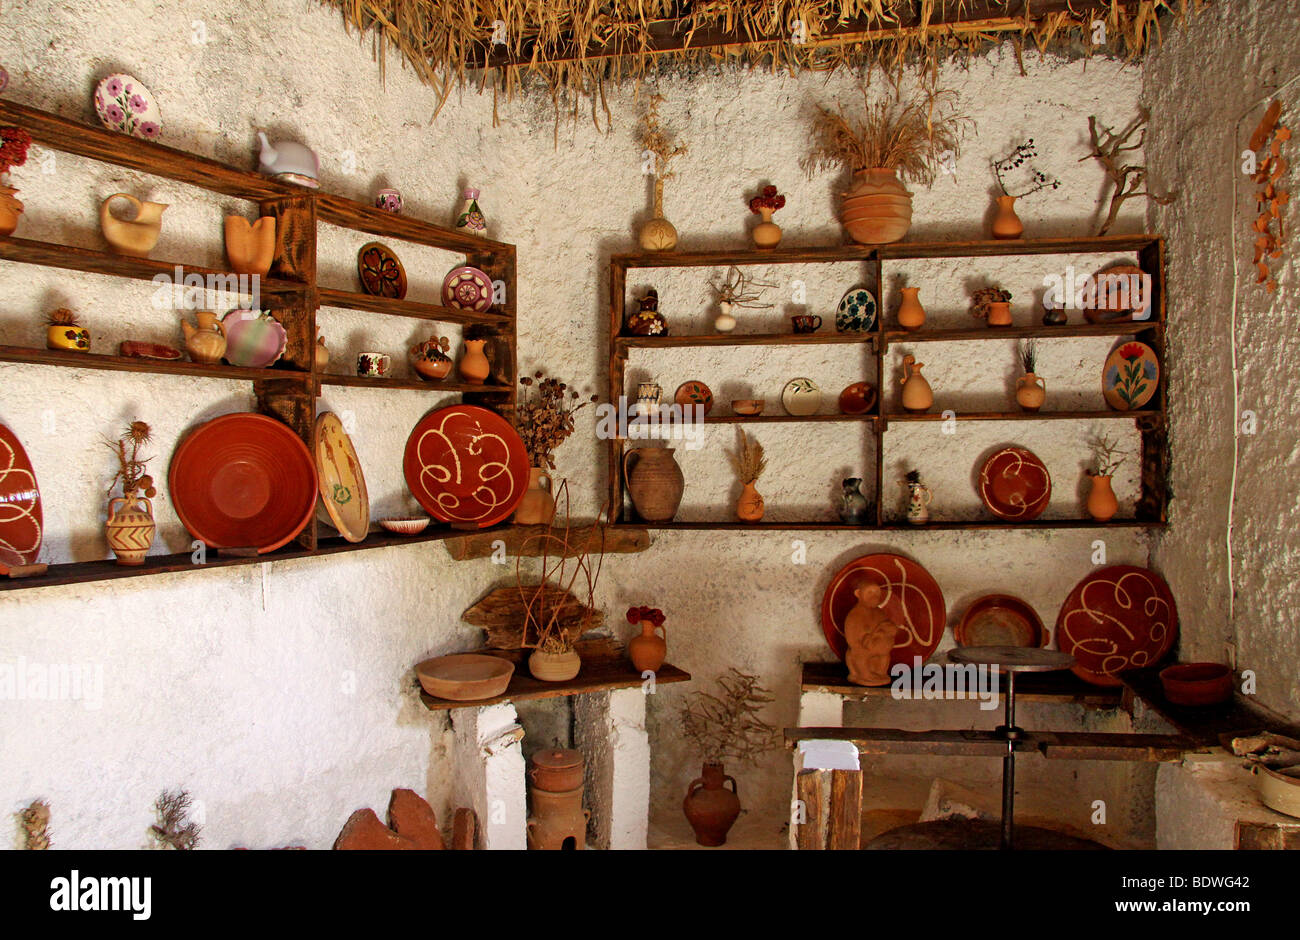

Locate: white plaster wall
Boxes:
[1144,0,1300,725]
[0,0,1158,846]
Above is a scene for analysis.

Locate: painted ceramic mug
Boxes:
[791,314,823,334]
[357,352,391,377]
[374,188,402,213]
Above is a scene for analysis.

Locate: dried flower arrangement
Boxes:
[1089,432,1126,477]
[971,286,1012,320]
[0,125,31,178]
[802,85,972,185]
[636,93,686,219]
[1083,108,1176,236]
[516,370,598,469]
[626,605,665,627]
[105,421,156,498]
[150,789,201,850]
[728,429,766,484]
[1247,99,1290,293]
[1019,339,1038,374]
[708,266,776,308]
[411,334,451,362]
[680,668,780,766]
[993,140,1059,198]
[47,308,89,350]
[516,482,608,655]
[748,184,785,216]
[20,799,51,850]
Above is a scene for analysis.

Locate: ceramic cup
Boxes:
[357,352,391,377]
[791,314,823,334]
[375,188,402,213]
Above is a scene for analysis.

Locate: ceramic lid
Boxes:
[531,748,584,771]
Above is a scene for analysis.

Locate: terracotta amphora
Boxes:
[683,762,741,846]
[629,619,667,672]
[623,447,684,522]
[105,492,155,566]
[224,215,276,276]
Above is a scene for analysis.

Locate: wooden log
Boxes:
[795,770,828,851]
[452,808,477,850]
[828,770,863,851]
[444,523,650,561]
[1232,732,1300,756]
[461,582,605,649]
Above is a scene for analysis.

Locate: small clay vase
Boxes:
[683,762,741,847]
[629,619,667,672]
[991,195,1024,239]
[751,207,781,249]
[986,301,1013,326]
[223,215,276,276]
[529,648,581,683]
[105,492,155,566]
[714,300,737,333]
[526,785,590,850]
[897,286,925,331]
[904,481,932,525]
[900,354,933,412]
[841,167,912,244]
[314,336,330,371]
[515,467,556,525]
[0,184,23,237]
[1086,474,1119,522]
[736,481,765,523]
[100,193,167,257]
[414,358,452,381]
[1015,373,1046,411]
[623,447,684,522]
[459,338,491,384]
[181,311,227,365]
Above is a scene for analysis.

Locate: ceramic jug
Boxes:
[256,132,318,181]
[181,311,227,364]
[991,195,1024,239]
[900,354,933,412]
[224,215,276,276]
[839,478,870,524]
[514,467,556,526]
[105,493,155,566]
[903,481,932,525]
[683,763,741,846]
[1016,373,1046,411]
[897,286,925,331]
[629,619,667,672]
[100,193,167,257]
[0,184,22,237]
[623,447,684,522]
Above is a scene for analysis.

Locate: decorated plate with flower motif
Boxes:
[835,287,877,333]
[442,266,494,312]
[357,242,407,299]
[674,380,713,415]
[821,552,946,665]
[1102,341,1159,411]
[1055,565,1178,686]
[93,74,162,140]
[978,446,1051,520]
[0,423,42,572]
[403,405,529,528]
[313,412,369,543]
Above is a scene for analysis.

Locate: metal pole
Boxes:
[1000,670,1017,850]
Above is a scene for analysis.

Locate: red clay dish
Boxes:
[1055,565,1179,686]
[821,552,946,667]
[403,405,529,528]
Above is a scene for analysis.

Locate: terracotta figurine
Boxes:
[844,582,900,687]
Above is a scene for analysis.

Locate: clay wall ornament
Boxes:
[1246,99,1290,293]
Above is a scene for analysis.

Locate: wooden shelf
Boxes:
[883,321,1159,346]
[1119,668,1300,749]
[316,193,515,256]
[318,287,512,326]
[0,344,309,382]
[785,725,1189,761]
[0,526,506,593]
[699,413,877,425]
[618,331,873,349]
[318,374,511,393]
[612,519,1164,531]
[419,658,690,711]
[801,661,1121,707]
[0,236,308,295]
[884,409,1159,424]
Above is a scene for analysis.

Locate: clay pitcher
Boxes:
[736,481,765,523]
[623,447,684,522]
[991,195,1024,239]
[1016,373,1046,411]
[514,467,556,525]
[1086,474,1119,522]
[459,338,491,384]
[100,193,167,257]
[105,492,155,566]
[181,311,227,365]
[900,354,933,412]
[897,286,925,331]
[629,619,667,672]
[683,762,741,846]
[224,215,276,276]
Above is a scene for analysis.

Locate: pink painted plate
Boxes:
[442,266,494,312]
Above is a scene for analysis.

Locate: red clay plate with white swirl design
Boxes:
[0,424,42,568]
[403,405,528,528]
[821,552,946,666]
[1055,565,1178,686]
[978,446,1051,521]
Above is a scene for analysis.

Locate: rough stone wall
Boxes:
[0,0,1157,846]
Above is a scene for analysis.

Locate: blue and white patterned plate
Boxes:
[835,287,877,333]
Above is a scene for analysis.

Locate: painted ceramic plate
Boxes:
[0,424,42,569]
[357,242,407,299]
[1083,263,1151,322]
[821,553,946,666]
[119,341,182,361]
[442,266,494,312]
[1055,565,1179,686]
[781,378,822,416]
[838,381,877,415]
[978,446,1051,521]
[1103,341,1159,411]
[674,380,713,415]
[221,309,287,368]
[403,405,529,528]
[313,412,370,543]
[955,594,1046,648]
[169,413,316,554]
[93,73,161,139]
[835,287,878,333]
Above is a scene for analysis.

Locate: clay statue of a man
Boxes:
[844,581,901,687]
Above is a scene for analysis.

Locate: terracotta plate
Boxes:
[978,446,1051,521]
[403,405,529,528]
[313,412,370,543]
[1102,341,1159,411]
[838,381,877,415]
[955,594,1046,648]
[1055,565,1178,686]
[442,265,494,312]
[417,653,515,702]
[0,424,42,569]
[674,380,713,415]
[169,413,316,554]
[1082,263,1151,322]
[821,553,946,666]
[119,341,183,360]
[357,242,407,299]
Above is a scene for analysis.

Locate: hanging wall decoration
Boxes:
[1247,99,1290,293]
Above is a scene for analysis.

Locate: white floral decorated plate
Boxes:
[93,74,162,140]
[781,377,822,416]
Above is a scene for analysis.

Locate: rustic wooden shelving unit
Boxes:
[0,99,517,591]
[607,234,1168,531]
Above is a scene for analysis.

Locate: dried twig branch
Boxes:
[1082,108,1176,235]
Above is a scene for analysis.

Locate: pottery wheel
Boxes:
[948,646,1073,672]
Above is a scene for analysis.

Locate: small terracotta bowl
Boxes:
[417,653,515,701]
[1159,662,1233,706]
[732,399,765,416]
[380,516,431,535]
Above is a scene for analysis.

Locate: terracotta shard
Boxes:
[387,788,444,850]
[333,808,418,850]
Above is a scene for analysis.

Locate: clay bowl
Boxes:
[731,399,765,416]
[1255,764,1300,819]
[380,516,431,535]
[1158,662,1233,706]
[416,653,514,702]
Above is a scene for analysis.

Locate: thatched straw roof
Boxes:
[323,0,1201,124]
